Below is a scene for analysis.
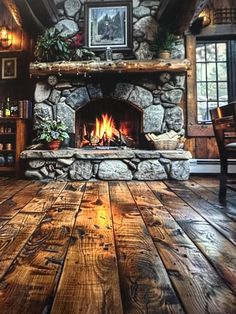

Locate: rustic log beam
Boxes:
[30,59,191,77]
[2,0,23,28]
[156,0,200,34]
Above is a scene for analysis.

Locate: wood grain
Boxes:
[109,181,183,314]
[131,181,236,313]
[20,182,67,213]
[0,181,82,314]
[51,181,123,314]
[165,180,236,245]
[30,59,191,77]
[0,179,30,203]
[0,178,235,313]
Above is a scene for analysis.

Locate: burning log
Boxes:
[80,114,136,148]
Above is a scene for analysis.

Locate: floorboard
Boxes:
[0,176,235,314]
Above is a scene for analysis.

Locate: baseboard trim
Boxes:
[190,159,236,173]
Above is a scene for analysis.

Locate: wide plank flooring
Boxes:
[0,175,236,313]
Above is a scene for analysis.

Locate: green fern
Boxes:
[150,28,177,54]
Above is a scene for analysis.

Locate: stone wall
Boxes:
[34,72,186,141]
[21,149,191,181]
[52,0,185,60]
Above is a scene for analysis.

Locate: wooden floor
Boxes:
[0,176,236,313]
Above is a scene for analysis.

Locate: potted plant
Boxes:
[34,29,95,62]
[150,27,177,59]
[34,29,71,62]
[35,118,69,150]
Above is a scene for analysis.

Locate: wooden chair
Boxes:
[210,102,236,203]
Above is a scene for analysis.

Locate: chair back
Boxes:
[210,102,236,157]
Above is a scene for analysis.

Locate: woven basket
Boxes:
[153,139,179,150]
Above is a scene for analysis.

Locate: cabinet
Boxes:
[0,118,27,176]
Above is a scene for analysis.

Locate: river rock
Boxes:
[133,16,157,42]
[57,102,75,133]
[128,85,153,109]
[165,107,184,132]
[29,160,45,169]
[34,103,54,127]
[64,0,81,17]
[143,105,164,133]
[69,160,93,180]
[49,89,61,104]
[65,87,90,109]
[114,83,134,99]
[35,82,51,103]
[98,160,133,180]
[170,160,190,180]
[134,160,167,180]
[54,19,79,38]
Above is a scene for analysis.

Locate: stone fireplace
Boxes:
[20,0,192,181]
[21,63,192,181]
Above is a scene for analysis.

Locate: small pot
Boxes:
[47,140,61,150]
[158,50,171,59]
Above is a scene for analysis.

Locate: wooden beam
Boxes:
[14,0,45,35]
[2,0,23,28]
[156,0,200,34]
[30,59,191,77]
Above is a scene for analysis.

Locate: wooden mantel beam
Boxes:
[29,59,191,77]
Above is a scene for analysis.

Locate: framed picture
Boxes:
[84,1,132,51]
[2,57,17,79]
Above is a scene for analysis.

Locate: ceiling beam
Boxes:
[156,0,201,34]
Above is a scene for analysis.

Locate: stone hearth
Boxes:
[21,149,191,181]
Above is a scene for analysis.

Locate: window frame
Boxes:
[196,40,229,122]
[186,35,236,137]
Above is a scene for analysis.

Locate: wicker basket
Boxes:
[153,139,179,150]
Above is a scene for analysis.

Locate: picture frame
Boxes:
[2,57,17,79]
[84,0,132,51]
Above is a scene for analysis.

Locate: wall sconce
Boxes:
[198,6,211,27]
[0,23,13,49]
[190,6,211,34]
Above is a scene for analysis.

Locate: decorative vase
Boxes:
[47,139,61,150]
[158,50,171,59]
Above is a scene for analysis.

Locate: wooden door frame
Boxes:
[186,35,214,137]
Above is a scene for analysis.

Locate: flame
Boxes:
[95,113,115,139]
[119,121,129,136]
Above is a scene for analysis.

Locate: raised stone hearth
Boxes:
[20,149,191,181]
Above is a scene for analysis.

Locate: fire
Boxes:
[119,121,129,136]
[81,113,133,147]
[95,113,115,139]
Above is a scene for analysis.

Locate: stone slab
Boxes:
[21,149,191,160]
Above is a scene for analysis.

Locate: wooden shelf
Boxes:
[0,166,15,172]
[0,118,27,176]
[0,117,27,120]
[29,59,191,77]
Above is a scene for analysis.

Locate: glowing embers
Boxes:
[81,113,134,148]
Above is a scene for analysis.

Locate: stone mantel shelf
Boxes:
[29,59,191,77]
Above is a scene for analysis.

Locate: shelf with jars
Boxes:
[0,117,27,176]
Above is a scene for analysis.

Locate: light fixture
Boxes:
[198,6,211,27]
[0,22,13,49]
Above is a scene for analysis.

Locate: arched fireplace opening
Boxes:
[75,97,142,148]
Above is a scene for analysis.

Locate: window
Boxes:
[196,41,228,122]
